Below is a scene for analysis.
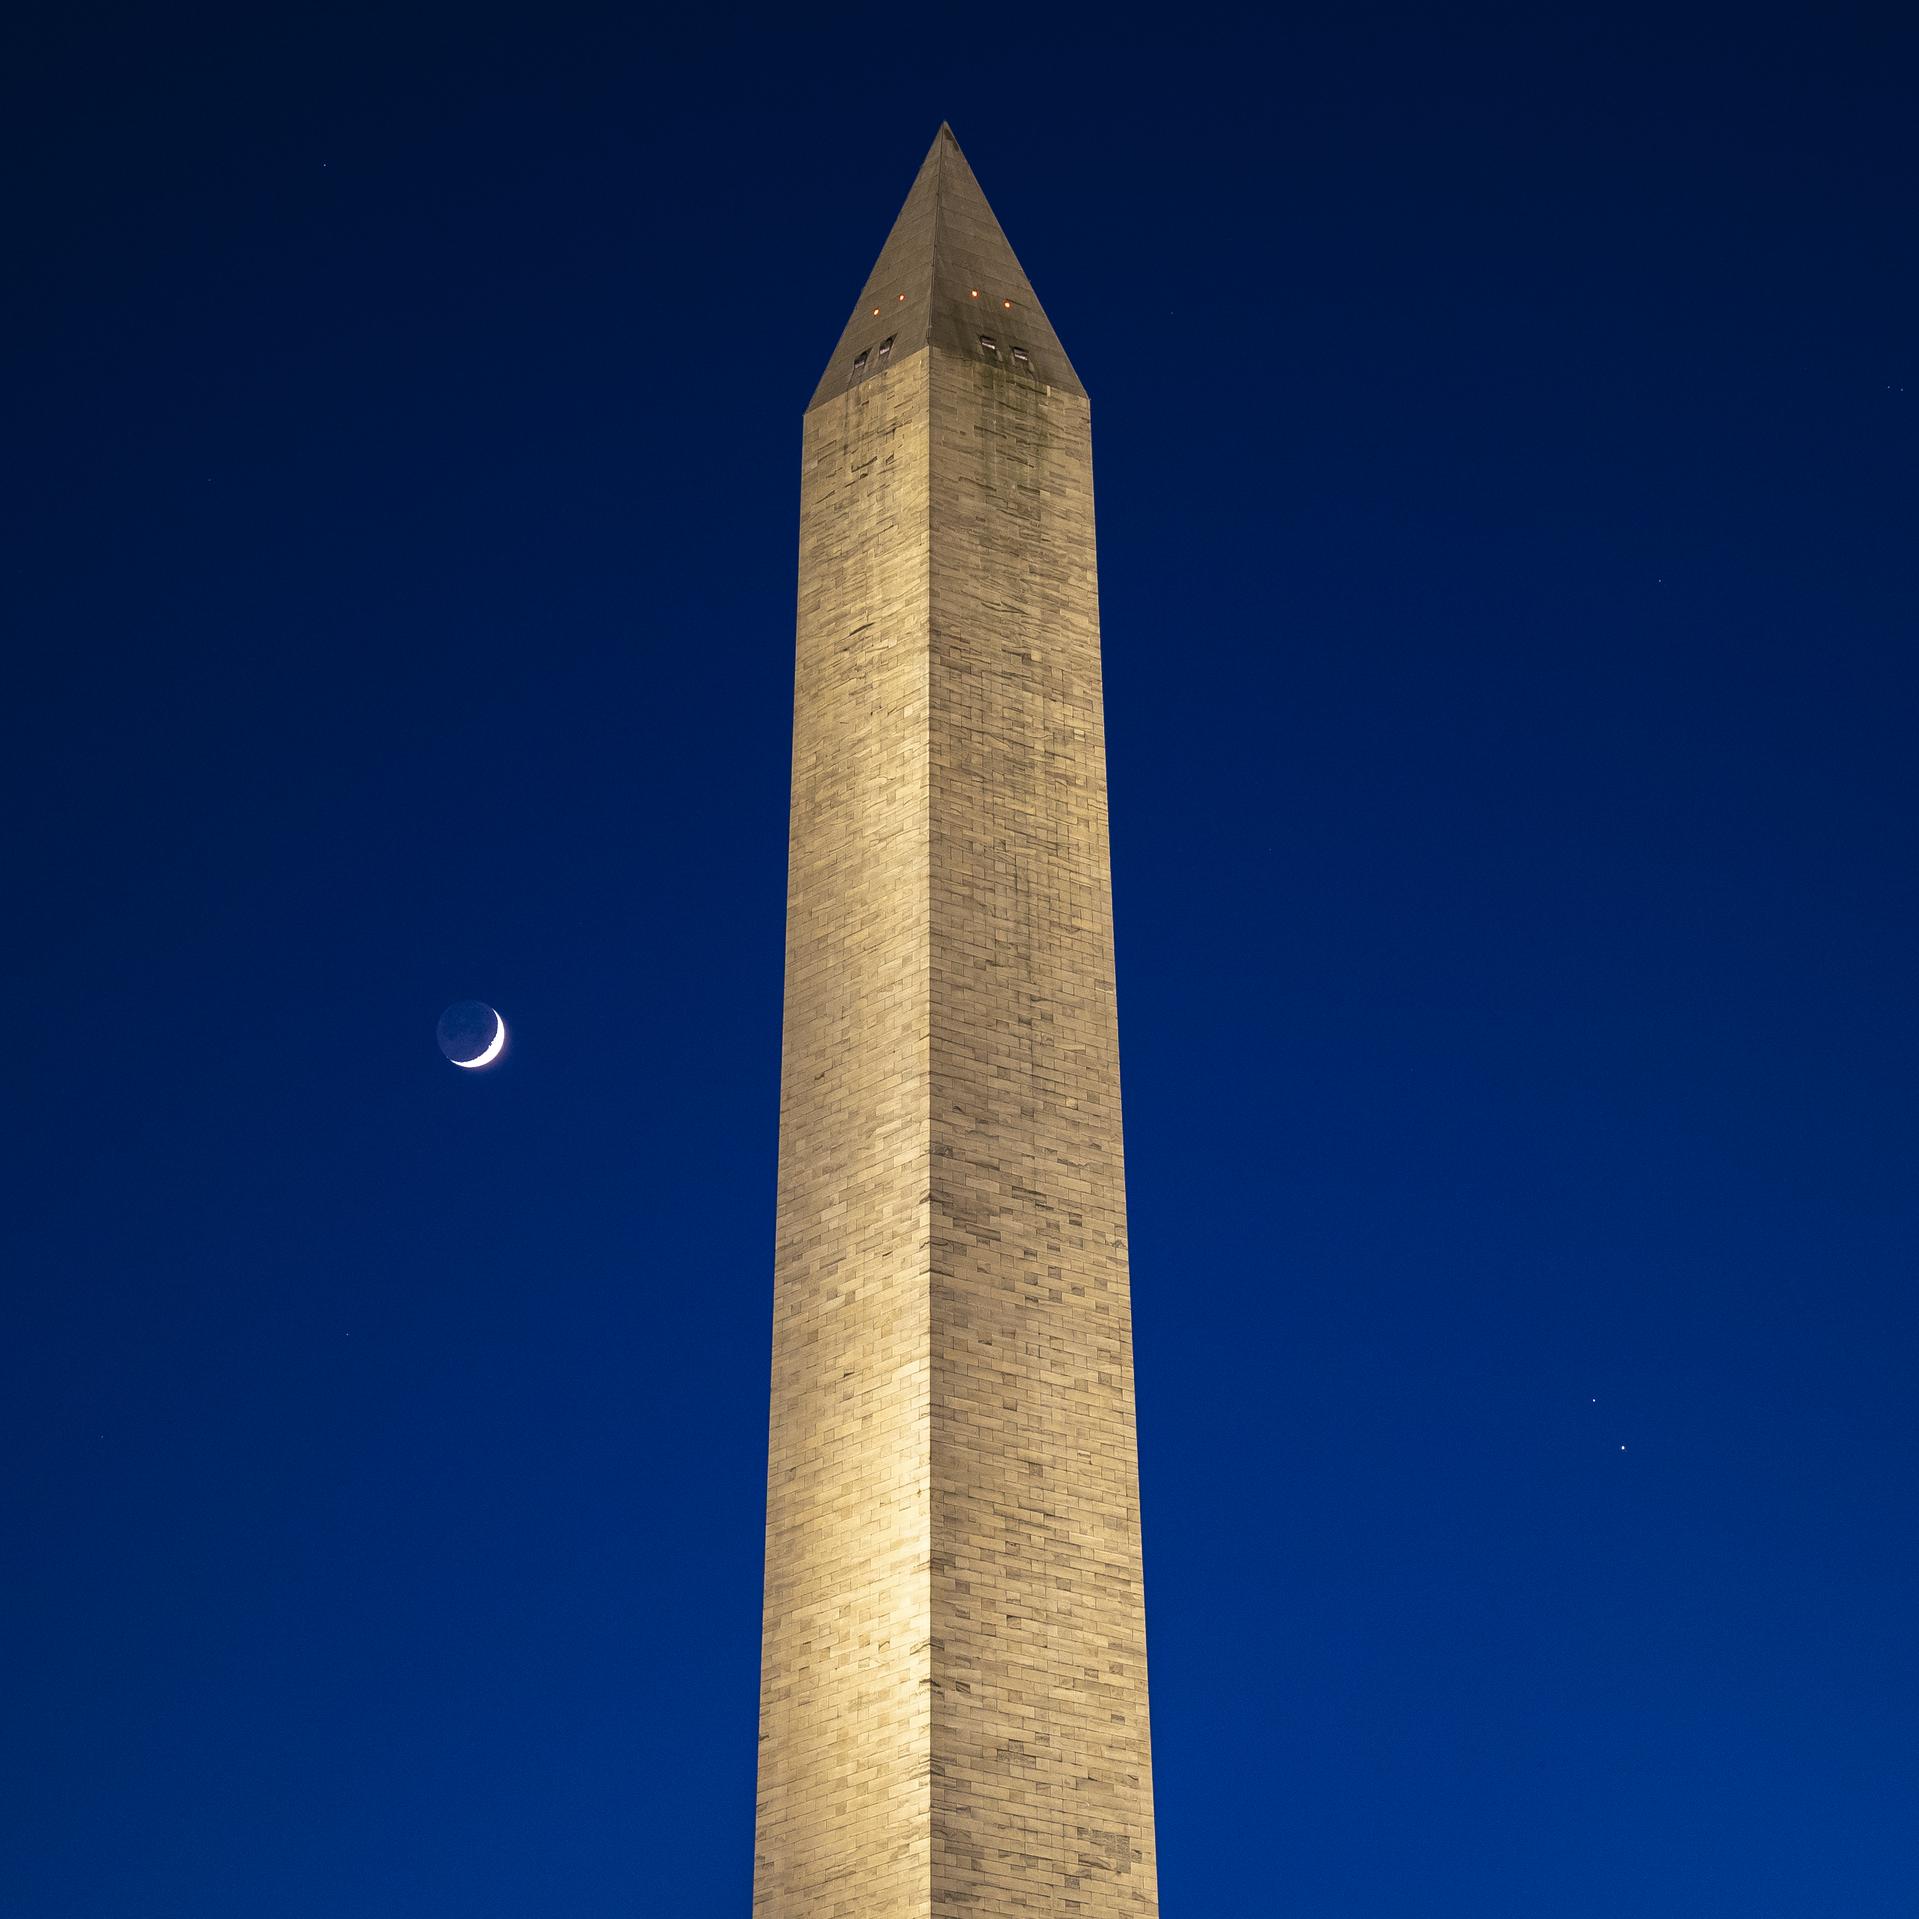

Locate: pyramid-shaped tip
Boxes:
[807,125,1084,410]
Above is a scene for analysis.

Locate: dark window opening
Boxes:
[1011,346,1031,366]
[979,335,1000,357]
[852,349,869,372]
[877,336,895,363]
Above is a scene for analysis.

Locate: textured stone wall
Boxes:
[926,352,1156,1915]
[757,353,935,1916]
[756,337,1157,1917]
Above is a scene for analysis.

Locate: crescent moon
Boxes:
[452,1007,506,1069]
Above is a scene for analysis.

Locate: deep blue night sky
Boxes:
[6,4,1915,1912]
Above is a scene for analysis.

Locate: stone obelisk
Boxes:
[757,125,1158,1917]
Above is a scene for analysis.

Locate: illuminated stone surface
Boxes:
[757,126,1157,1918]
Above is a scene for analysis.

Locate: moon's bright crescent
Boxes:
[452,1007,506,1069]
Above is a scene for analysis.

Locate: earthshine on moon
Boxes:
[437,1000,506,1069]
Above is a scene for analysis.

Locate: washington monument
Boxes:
[756,126,1159,1915]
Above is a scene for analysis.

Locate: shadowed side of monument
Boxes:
[759,125,1157,1918]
